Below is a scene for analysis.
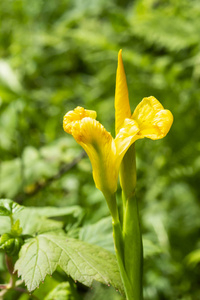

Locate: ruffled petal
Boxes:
[115,50,131,134]
[132,96,173,140]
[63,106,97,134]
[63,107,118,194]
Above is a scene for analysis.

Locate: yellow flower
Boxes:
[63,51,173,197]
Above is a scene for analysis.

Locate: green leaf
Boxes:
[80,218,162,259]
[0,217,11,235]
[0,199,24,216]
[15,234,124,294]
[44,282,77,300]
[79,217,114,253]
[0,202,82,236]
[0,207,10,217]
[11,219,23,236]
[24,205,83,218]
[0,233,24,256]
[15,211,64,236]
[0,199,24,236]
[14,206,82,235]
[85,282,122,300]
[0,209,64,236]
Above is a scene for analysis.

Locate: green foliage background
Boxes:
[0,0,200,299]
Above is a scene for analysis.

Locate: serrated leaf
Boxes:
[15,234,124,294]
[0,199,24,216]
[0,200,64,236]
[0,209,63,236]
[14,206,82,236]
[16,212,63,235]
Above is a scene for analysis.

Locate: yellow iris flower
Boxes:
[63,50,173,197]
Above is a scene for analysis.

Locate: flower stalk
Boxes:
[120,142,143,300]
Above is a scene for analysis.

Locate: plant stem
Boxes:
[104,192,132,298]
[104,174,143,299]
[5,254,17,288]
[123,194,143,300]
[103,192,119,224]
[0,255,18,300]
[112,220,134,300]
[120,144,137,201]
[5,254,13,274]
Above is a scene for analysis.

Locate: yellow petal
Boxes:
[132,96,173,139]
[115,118,140,168]
[63,106,97,134]
[115,50,131,135]
[63,107,118,194]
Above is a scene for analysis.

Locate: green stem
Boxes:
[122,191,126,231]
[119,142,143,299]
[123,194,143,300]
[5,255,16,288]
[120,144,136,201]
[103,190,143,299]
[104,192,133,299]
[103,192,119,224]
[112,221,134,300]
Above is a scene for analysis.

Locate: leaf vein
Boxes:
[42,235,87,280]
[39,247,53,274]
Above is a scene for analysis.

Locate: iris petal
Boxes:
[63,108,118,194]
[63,106,97,135]
[115,118,140,158]
[132,96,173,139]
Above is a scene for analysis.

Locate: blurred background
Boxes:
[0,0,200,299]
